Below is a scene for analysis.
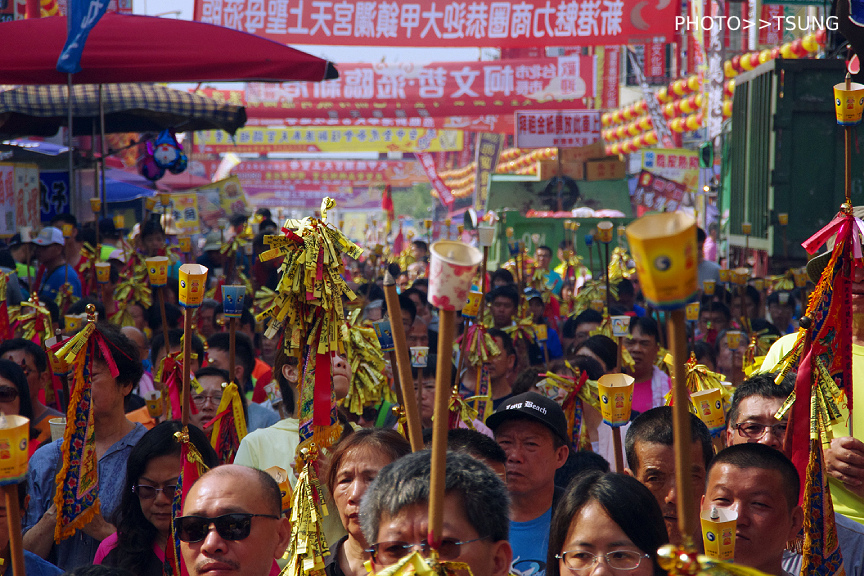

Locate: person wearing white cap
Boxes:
[32,227,81,303]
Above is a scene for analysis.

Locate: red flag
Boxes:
[393,224,404,256]
[164,431,210,576]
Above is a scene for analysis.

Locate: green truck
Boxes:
[725,58,864,267]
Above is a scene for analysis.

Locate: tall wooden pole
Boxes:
[4,484,25,576]
[382,271,423,451]
[669,308,695,547]
[429,309,455,549]
[228,317,237,385]
[181,310,193,426]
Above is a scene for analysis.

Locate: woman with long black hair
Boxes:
[95,421,219,576]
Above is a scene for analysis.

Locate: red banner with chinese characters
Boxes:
[240,56,595,123]
[231,159,428,188]
[417,152,454,208]
[598,46,620,109]
[194,0,677,47]
[244,185,383,210]
[759,5,783,45]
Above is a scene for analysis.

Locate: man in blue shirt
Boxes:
[32,226,82,304]
[487,392,569,576]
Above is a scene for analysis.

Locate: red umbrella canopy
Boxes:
[0,12,338,85]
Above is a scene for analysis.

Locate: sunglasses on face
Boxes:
[175,513,280,542]
[0,387,19,403]
[133,484,177,500]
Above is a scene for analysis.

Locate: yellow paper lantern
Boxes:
[645,131,658,145]
[602,112,612,126]
[722,100,733,118]
[687,75,700,92]
[724,60,738,78]
[802,33,819,53]
[758,49,773,64]
[670,117,686,132]
[780,43,798,59]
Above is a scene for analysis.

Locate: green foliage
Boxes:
[391,183,433,221]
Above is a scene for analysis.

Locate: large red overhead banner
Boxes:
[242,56,595,121]
[193,0,677,47]
[232,159,429,187]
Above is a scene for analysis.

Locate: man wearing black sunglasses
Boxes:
[179,464,290,576]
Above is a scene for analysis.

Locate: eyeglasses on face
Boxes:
[734,421,787,440]
[133,484,177,500]
[175,513,280,542]
[367,536,488,566]
[192,393,223,406]
[556,550,650,573]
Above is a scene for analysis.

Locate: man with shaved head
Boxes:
[179,465,290,576]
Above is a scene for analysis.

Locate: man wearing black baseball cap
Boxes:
[487,391,569,576]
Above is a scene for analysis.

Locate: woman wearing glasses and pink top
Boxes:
[96,421,219,576]
[547,471,668,576]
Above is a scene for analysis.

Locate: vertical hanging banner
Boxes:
[193,0,679,48]
[417,152,454,209]
[39,171,71,224]
[14,164,40,231]
[473,133,504,210]
[706,0,724,140]
[0,165,14,236]
[627,47,674,148]
[597,46,620,109]
[57,0,112,73]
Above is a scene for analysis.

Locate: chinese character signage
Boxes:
[232,159,428,188]
[514,110,601,148]
[632,170,689,214]
[39,171,71,223]
[14,164,40,231]
[417,152,455,208]
[165,192,201,234]
[193,0,677,48]
[597,46,620,109]
[195,127,463,153]
[230,56,595,130]
[474,133,504,209]
[0,165,14,236]
[244,185,383,210]
[642,148,699,190]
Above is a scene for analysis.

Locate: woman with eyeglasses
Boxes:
[95,420,219,576]
[0,359,36,455]
[548,471,668,576]
[324,428,411,576]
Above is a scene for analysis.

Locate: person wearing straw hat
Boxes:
[360,450,512,576]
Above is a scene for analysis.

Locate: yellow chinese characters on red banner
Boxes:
[195,127,463,154]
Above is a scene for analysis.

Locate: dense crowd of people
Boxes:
[0,210,861,576]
